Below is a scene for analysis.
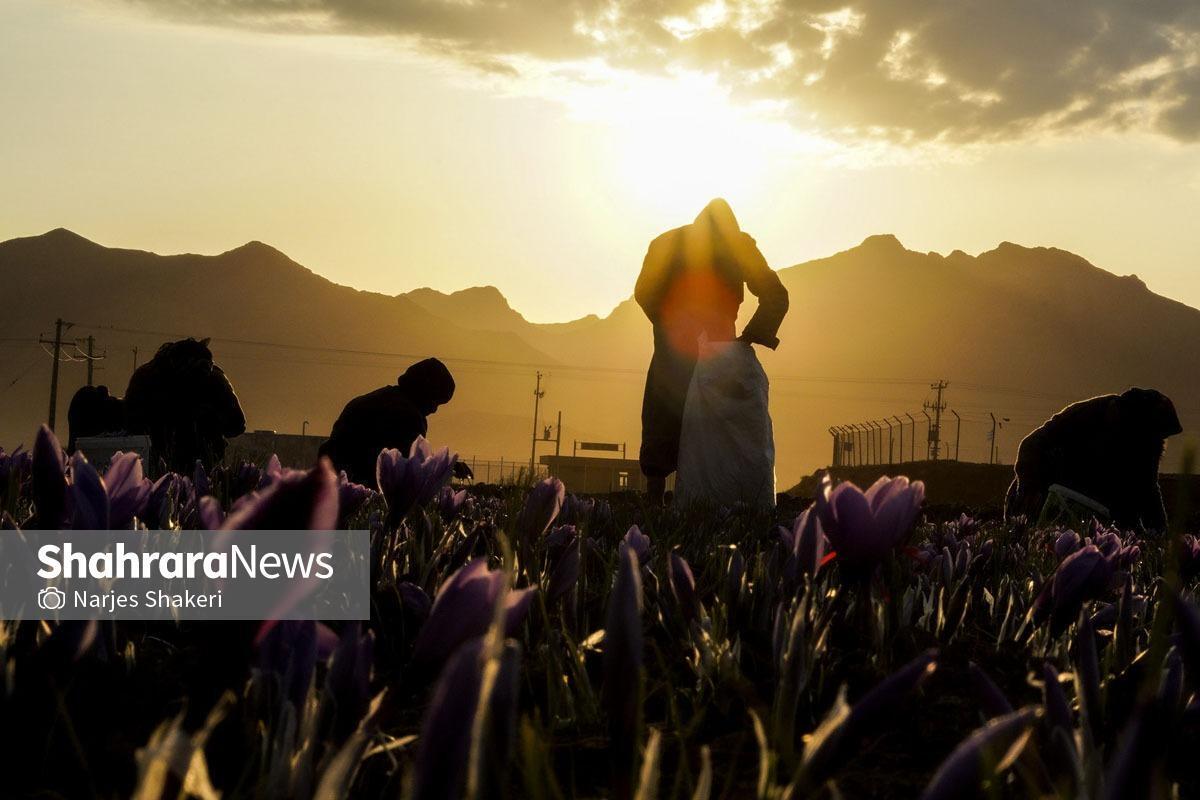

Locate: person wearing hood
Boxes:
[319,357,465,485]
[635,199,789,504]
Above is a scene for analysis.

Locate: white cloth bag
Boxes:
[675,339,776,509]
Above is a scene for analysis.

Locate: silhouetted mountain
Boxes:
[2,228,1196,488]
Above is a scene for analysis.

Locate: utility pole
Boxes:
[988,413,1011,465]
[39,318,72,431]
[529,371,545,474]
[923,380,948,461]
[905,413,916,462]
[132,346,139,371]
[555,411,562,456]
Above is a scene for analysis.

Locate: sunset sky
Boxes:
[3,0,1199,322]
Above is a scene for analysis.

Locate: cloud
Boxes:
[121,0,1200,144]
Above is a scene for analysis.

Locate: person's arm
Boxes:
[736,233,789,349]
[634,230,678,324]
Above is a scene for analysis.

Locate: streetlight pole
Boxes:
[921,410,932,460]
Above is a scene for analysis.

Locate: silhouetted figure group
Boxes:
[1005,387,1182,530]
[67,338,246,473]
[636,198,789,505]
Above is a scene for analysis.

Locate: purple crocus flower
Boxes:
[920,708,1039,800]
[0,446,32,495]
[1054,530,1081,561]
[142,472,190,530]
[410,636,523,800]
[69,452,108,530]
[197,495,225,530]
[436,485,468,522]
[376,436,456,526]
[256,619,319,711]
[398,581,433,619]
[820,476,925,571]
[192,459,211,498]
[968,662,1013,719]
[1174,593,1200,682]
[221,459,338,530]
[668,551,702,623]
[516,477,565,541]
[336,470,374,527]
[31,425,67,529]
[324,622,375,743]
[546,539,581,604]
[797,650,939,790]
[603,545,643,800]
[788,504,829,578]
[1048,545,1116,636]
[104,451,151,528]
[411,559,535,668]
[1180,535,1200,583]
[619,525,650,563]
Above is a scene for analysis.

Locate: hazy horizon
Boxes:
[3,0,1200,323]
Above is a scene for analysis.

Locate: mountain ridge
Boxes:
[2,227,1196,486]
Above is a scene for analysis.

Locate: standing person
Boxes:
[319,357,466,485]
[636,198,789,504]
[124,338,246,474]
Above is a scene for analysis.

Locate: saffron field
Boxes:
[1,426,1199,799]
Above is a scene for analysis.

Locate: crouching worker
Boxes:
[1004,387,1183,531]
[319,357,471,485]
[124,338,246,474]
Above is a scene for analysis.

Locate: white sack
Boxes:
[675,340,776,510]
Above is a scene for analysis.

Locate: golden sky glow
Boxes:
[3,0,1200,322]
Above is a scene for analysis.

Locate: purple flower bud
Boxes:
[69,452,108,530]
[436,485,467,522]
[1049,545,1115,636]
[398,581,432,619]
[1174,593,1200,683]
[790,505,829,578]
[515,477,565,542]
[920,708,1039,800]
[197,495,224,530]
[31,425,67,529]
[1041,663,1072,734]
[967,662,1013,719]
[848,650,939,733]
[255,620,318,711]
[668,551,701,623]
[103,452,151,529]
[546,540,580,604]
[413,560,532,669]
[1054,530,1081,560]
[619,525,650,563]
[603,545,643,800]
[325,622,375,743]
[337,470,374,527]
[411,636,523,800]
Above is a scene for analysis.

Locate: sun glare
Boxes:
[552,67,828,217]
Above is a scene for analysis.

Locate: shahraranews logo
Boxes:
[36,542,336,612]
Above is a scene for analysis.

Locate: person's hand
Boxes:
[736,332,757,346]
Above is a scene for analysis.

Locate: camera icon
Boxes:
[38,586,67,611]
